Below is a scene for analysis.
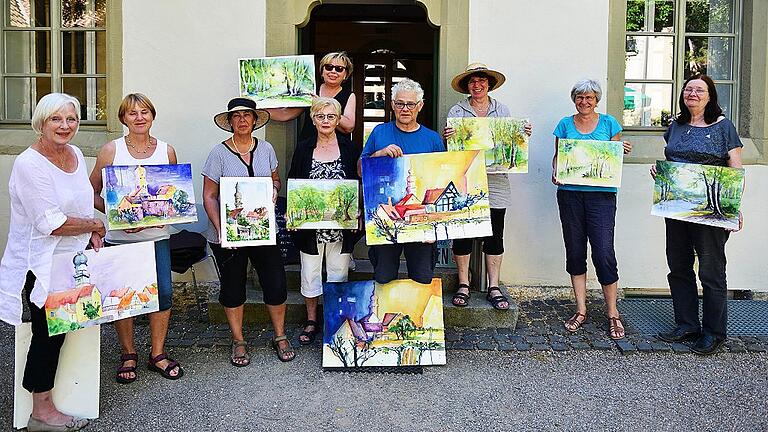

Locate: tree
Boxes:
[655,161,679,201]
[450,118,475,150]
[330,183,358,221]
[488,118,526,169]
[388,315,417,340]
[369,210,403,243]
[82,301,100,320]
[328,334,351,367]
[172,189,189,213]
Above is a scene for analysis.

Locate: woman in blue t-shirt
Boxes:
[551,79,632,340]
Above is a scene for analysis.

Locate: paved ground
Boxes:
[1,283,767,431]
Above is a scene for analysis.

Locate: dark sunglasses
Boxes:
[323,64,346,73]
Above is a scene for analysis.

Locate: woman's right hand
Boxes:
[94,219,106,238]
[443,126,456,140]
[89,231,103,252]
[649,164,657,180]
[551,169,562,186]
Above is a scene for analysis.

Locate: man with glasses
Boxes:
[359,78,444,285]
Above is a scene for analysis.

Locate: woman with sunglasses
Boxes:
[269,52,356,142]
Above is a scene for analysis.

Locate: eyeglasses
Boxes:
[575,95,596,102]
[313,113,338,121]
[48,116,79,126]
[683,87,708,95]
[323,64,346,73]
[393,101,419,110]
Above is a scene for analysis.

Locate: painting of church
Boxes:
[45,252,103,336]
[220,177,277,247]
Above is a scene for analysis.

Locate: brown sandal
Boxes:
[271,335,295,362]
[564,312,587,332]
[607,316,625,340]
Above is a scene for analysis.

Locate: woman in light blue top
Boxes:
[551,79,631,339]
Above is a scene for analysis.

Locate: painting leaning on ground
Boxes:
[446,116,529,174]
[322,278,446,368]
[103,164,197,230]
[361,150,492,245]
[238,55,316,108]
[556,139,624,188]
[286,179,359,230]
[651,160,745,230]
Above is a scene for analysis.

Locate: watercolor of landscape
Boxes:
[651,160,745,230]
[322,278,446,368]
[239,55,315,108]
[286,179,359,230]
[556,139,624,188]
[45,242,158,336]
[361,150,492,245]
[446,116,529,173]
[220,177,276,247]
[103,164,197,230]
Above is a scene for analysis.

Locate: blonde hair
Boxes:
[310,97,342,118]
[31,93,81,135]
[118,93,157,126]
[319,52,353,79]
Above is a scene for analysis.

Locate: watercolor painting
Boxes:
[361,151,492,245]
[45,242,158,336]
[446,117,529,173]
[239,55,316,108]
[220,177,277,247]
[651,160,745,230]
[14,324,100,429]
[286,179,359,230]
[103,164,197,231]
[322,278,446,368]
[555,139,624,187]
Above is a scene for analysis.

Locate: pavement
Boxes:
[1,282,767,431]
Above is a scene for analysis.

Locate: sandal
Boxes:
[452,283,471,307]
[607,315,626,340]
[272,335,296,362]
[115,353,138,384]
[230,340,250,367]
[299,320,320,346]
[147,353,184,380]
[564,312,587,332]
[486,286,509,311]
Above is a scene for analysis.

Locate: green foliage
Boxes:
[450,118,476,151]
[82,301,100,320]
[488,118,526,169]
[330,183,358,222]
[172,189,189,212]
[226,224,237,241]
[388,315,417,340]
[47,317,82,336]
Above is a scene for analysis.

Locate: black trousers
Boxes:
[23,271,66,393]
[665,219,730,339]
[209,243,288,307]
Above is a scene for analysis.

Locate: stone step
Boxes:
[207,281,519,329]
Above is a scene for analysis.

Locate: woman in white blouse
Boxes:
[0,93,104,431]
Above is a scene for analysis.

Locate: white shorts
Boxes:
[300,241,350,298]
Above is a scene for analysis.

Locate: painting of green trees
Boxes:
[556,139,624,187]
[238,55,315,108]
[446,117,528,174]
[651,160,744,230]
[286,179,359,229]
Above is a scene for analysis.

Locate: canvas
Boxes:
[45,242,159,336]
[651,160,745,230]
[446,117,529,174]
[14,324,100,429]
[286,179,359,229]
[555,139,624,187]
[361,150,492,245]
[220,177,277,247]
[103,163,197,231]
[322,278,446,368]
[239,55,316,108]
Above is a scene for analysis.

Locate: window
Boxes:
[623,0,740,129]
[2,0,107,123]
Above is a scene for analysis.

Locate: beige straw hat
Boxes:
[451,63,506,94]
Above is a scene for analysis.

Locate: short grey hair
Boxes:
[32,93,81,135]
[391,78,424,102]
[570,79,603,103]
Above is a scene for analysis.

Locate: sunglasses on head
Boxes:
[323,64,346,73]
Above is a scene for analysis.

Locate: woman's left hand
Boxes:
[622,141,632,154]
[524,122,533,137]
[272,186,278,204]
[89,232,103,251]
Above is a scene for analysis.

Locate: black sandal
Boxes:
[452,283,471,307]
[115,353,138,384]
[299,319,320,346]
[486,286,509,311]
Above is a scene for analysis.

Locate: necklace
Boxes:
[231,136,254,155]
[126,135,153,154]
[471,100,490,116]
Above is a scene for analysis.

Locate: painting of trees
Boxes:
[238,55,316,108]
[286,179,359,229]
[488,117,527,171]
[446,117,528,173]
[556,139,624,187]
[330,182,358,222]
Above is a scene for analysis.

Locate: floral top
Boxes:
[309,158,345,243]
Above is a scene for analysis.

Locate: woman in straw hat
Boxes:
[202,97,295,365]
[444,63,531,311]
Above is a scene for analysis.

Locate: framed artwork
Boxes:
[446,117,529,174]
[219,177,277,247]
[322,278,446,368]
[651,160,745,230]
[238,55,316,108]
[361,151,492,245]
[286,179,359,230]
[555,139,624,188]
[103,164,197,231]
[45,242,159,336]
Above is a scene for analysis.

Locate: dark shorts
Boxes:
[106,239,173,311]
[209,243,287,307]
[368,242,437,284]
[452,208,506,255]
[556,190,619,286]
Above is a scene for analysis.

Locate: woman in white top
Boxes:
[0,93,103,431]
[90,94,182,384]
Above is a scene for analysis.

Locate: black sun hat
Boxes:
[213,97,270,132]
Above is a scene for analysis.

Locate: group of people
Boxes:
[0,49,742,431]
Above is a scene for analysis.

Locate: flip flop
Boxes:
[147,353,184,380]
